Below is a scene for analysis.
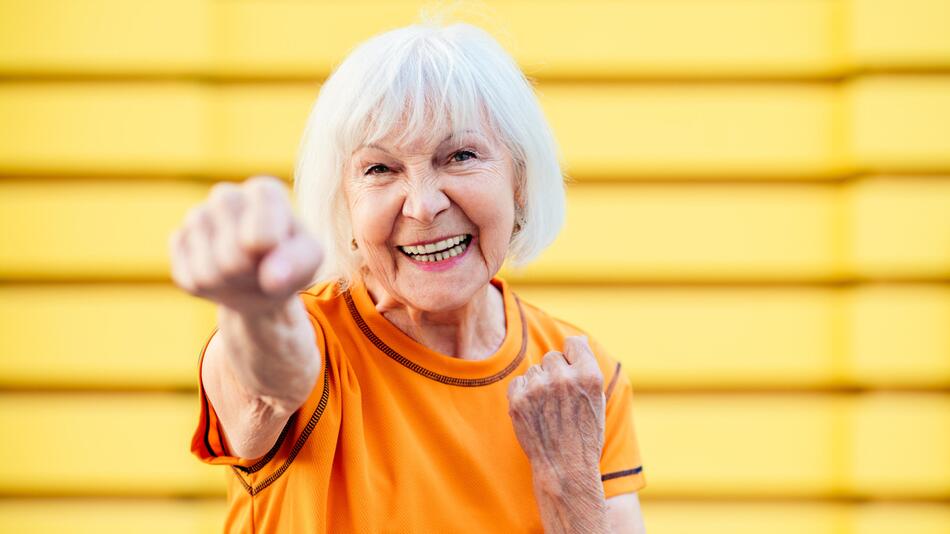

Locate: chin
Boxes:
[387,235,498,311]
[404,280,484,312]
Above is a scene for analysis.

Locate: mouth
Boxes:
[397,234,473,263]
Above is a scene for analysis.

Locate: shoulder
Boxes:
[297,279,350,323]
[292,279,362,356]
[513,291,621,386]
[298,278,344,305]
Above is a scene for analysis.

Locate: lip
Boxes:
[402,235,477,273]
[398,233,471,247]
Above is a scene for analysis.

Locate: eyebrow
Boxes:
[355,129,482,155]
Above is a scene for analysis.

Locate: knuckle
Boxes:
[217,251,251,279]
[246,175,284,197]
[582,371,603,389]
[169,265,191,290]
[209,183,242,210]
[215,257,242,279]
[524,380,546,396]
[210,181,239,199]
[192,275,222,296]
[184,204,211,228]
[551,373,572,388]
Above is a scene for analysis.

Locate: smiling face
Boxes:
[343,117,519,313]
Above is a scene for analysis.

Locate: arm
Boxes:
[509,336,647,533]
[202,297,320,459]
[529,463,611,533]
[170,176,323,459]
[607,493,647,534]
[525,450,647,533]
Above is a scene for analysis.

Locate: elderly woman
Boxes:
[170,22,647,533]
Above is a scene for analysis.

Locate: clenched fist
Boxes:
[507,336,606,484]
[168,175,323,314]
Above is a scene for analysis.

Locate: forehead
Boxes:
[352,99,502,156]
[364,128,493,157]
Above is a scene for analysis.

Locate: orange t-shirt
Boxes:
[191,276,646,533]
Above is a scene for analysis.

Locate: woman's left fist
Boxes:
[507,336,606,480]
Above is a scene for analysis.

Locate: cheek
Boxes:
[349,187,402,245]
[452,181,515,263]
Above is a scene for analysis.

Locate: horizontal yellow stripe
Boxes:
[541,83,845,179]
[0,0,839,79]
[849,0,950,70]
[0,0,211,76]
[0,394,221,496]
[0,285,215,389]
[1,1,948,79]
[850,176,950,278]
[0,392,945,498]
[847,284,950,387]
[0,78,945,179]
[2,284,947,390]
[634,392,950,498]
[0,82,315,177]
[850,76,950,172]
[3,78,948,178]
[0,499,227,534]
[0,180,207,278]
[516,284,950,389]
[1,179,948,281]
[0,81,843,179]
[0,499,948,534]
[213,0,845,80]
[647,501,950,534]
[506,182,844,281]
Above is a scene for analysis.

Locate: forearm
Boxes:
[217,297,320,409]
[531,465,610,534]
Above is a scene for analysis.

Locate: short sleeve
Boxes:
[189,325,253,466]
[599,363,647,498]
[189,296,328,468]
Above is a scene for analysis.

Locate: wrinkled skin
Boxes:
[507,335,606,482]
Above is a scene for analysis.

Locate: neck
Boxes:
[360,274,507,361]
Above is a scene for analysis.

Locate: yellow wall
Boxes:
[1,1,948,532]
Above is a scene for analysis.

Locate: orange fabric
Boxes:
[191,277,646,533]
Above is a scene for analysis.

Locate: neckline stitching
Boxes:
[342,289,527,387]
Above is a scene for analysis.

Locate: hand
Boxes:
[507,336,606,489]
[168,175,323,315]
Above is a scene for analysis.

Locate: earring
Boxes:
[351,238,358,250]
[513,211,526,234]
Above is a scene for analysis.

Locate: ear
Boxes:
[513,161,527,209]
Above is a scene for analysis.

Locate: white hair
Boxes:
[293,21,565,286]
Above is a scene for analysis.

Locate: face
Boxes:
[343,117,519,313]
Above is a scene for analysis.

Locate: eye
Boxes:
[451,150,477,163]
[364,164,391,176]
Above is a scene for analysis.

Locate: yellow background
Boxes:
[1,0,948,532]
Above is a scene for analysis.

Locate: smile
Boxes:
[397,234,472,262]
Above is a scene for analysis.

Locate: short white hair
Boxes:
[293,21,565,286]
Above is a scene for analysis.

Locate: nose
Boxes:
[401,174,450,224]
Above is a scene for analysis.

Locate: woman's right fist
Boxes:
[168,175,323,314]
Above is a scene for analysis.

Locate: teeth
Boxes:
[401,240,469,263]
[400,235,468,255]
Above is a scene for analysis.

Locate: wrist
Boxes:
[531,462,604,499]
[220,295,300,323]
[531,463,610,534]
